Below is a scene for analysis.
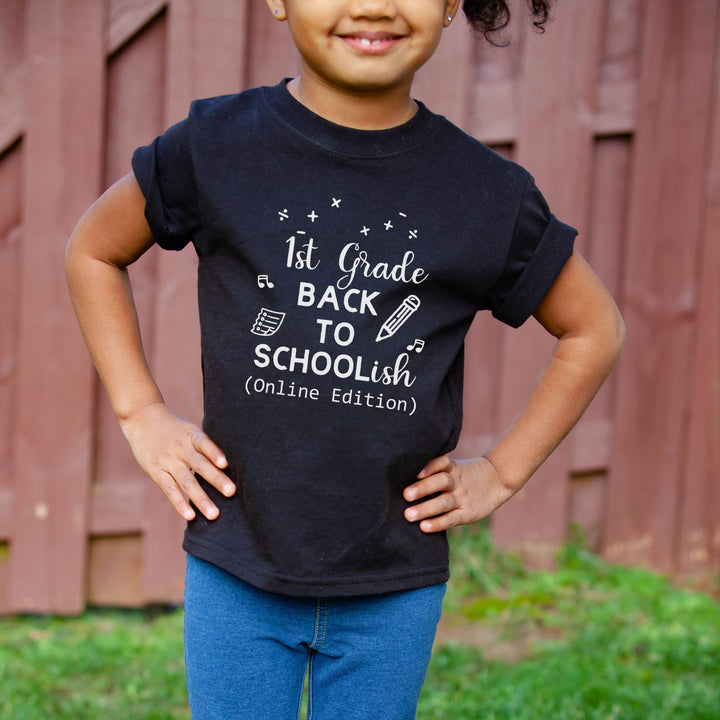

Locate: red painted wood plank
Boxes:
[0,145,22,520]
[0,488,13,542]
[675,21,720,575]
[0,66,25,155]
[605,0,719,572]
[0,0,26,152]
[490,0,605,566]
[166,0,249,111]
[595,1,642,137]
[586,138,631,307]
[87,536,144,607]
[470,13,524,144]
[105,13,167,184]
[0,163,19,612]
[107,0,166,54]
[600,0,642,83]
[569,471,606,551]
[571,418,613,474]
[8,0,105,614]
[0,0,25,73]
[89,482,145,536]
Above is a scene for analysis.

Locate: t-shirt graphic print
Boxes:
[248,196,434,421]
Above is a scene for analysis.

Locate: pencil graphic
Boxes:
[376,295,421,342]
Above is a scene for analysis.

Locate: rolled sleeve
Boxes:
[131,118,200,251]
[487,177,577,327]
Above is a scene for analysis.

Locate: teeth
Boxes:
[359,38,383,46]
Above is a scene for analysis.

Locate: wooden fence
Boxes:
[0,0,718,614]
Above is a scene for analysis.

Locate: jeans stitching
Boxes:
[309,599,328,650]
[319,601,328,648]
[310,600,320,648]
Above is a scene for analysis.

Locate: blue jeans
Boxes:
[184,555,445,720]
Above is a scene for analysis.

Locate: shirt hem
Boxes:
[183,534,450,598]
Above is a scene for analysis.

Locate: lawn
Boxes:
[420,527,720,719]
[1,528,718,719]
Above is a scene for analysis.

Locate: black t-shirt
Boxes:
[132,80,576,597]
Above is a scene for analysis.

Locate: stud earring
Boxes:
[275,9,280,14]
[447,15,452,22]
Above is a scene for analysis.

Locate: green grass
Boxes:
[0,608,188,719]
[1,528,719,719]
[419,526,720,719]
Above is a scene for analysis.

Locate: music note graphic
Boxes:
[251,308,285,337]
[257,274,274,289]
[406,339,425,353]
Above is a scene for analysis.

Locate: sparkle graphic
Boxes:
[307,210,318,222]
[384,221,394,230]
[278,208,289,221]
[331,198,342,208]
[360,226,370,236]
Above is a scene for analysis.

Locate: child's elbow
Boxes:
[603,302,626,369]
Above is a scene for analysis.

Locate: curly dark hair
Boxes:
[462,0,552,45]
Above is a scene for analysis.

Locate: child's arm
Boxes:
[403,250,625,533]
[65,173,235,521]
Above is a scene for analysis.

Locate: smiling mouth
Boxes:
[358,37,388,46]
[339,32,403,53]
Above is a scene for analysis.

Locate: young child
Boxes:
[65,1,625,718]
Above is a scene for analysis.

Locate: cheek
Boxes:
[285,8,332,48]
[407,9,447,53]
[286,27,326,68]
[411,28,444,65]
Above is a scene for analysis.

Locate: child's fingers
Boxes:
[416,454,452,479]
[187,429,235,497]
[153,468,201,521]
[173,463,222,520]
[191,430,228,470]
[404,473,449,503]
[147,455,221,521]
[405,457,511,532]
[418,509,466,534]
[404,491,458,524]
[122,404,232,521]
[187,448,236,498]
[404,461,456,502]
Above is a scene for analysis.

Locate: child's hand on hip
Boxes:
[403,456,512,533]
[119,401,235,521]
